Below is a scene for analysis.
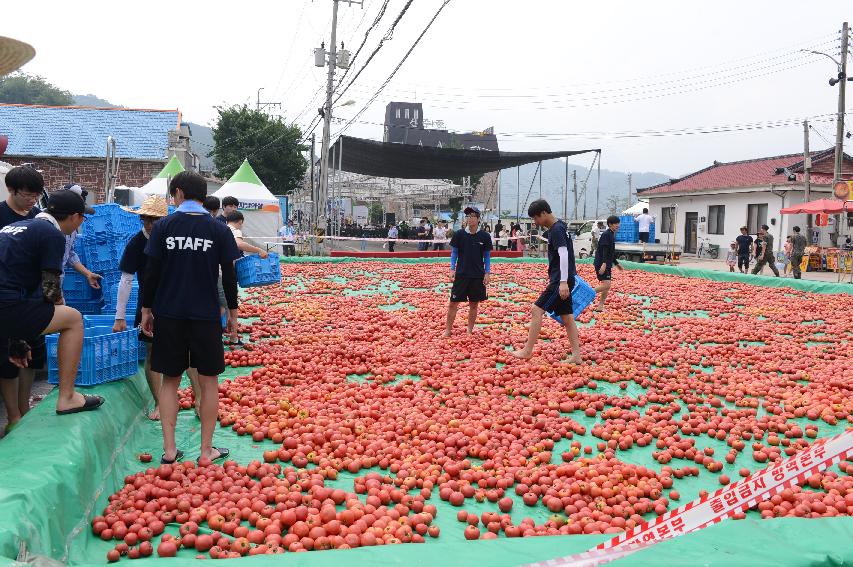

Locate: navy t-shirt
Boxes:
[216,214,228,224]
[119,230,149,295]
[145,212,240,321]
[594,228,618,270]
[0,202,39,229]
[546,220,576,287]
[0,218,65,299]
[736,234,753,256]
[450,229,492,278]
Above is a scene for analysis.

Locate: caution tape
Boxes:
[524,429,853,567]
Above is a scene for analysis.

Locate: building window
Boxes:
[414,109,419,120]
[708,205,725,234]
[395,108,400,119]
[660,207,675,233]
[404,108,410,119]
[747,204,768,234]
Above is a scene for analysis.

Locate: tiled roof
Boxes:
[638,149,853,195]
[0,104,180,160]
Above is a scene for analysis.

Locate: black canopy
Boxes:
[329,136,597,179]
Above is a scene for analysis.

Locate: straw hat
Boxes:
[122,194,169,217]
[0,36,36,76]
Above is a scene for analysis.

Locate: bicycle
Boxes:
[696,237,720,259]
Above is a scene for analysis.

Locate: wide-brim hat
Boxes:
[0,36,35,76]
[122,195,169,217]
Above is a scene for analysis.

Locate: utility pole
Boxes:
[831,21,849,245]
[516,166,520,223]
[257,88,263,111]
[316,0,360,236]
[627,173,633,208]
[572,170,577,221]
[538,160,542,199]
[803,120,812,231]
[310,133,316,223]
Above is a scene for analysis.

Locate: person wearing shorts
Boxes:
[141,171,240,465]
[0,187,104,423]
[593,215,624,310]
[113,195,170,420]
[445,206,492,337]
[510,199,581,364]
[635,208,653,244]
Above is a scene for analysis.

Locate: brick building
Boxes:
[0,103,183,202]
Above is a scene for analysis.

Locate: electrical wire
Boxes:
[337,0,452,137]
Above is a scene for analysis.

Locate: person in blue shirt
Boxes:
[445,206,492,337]
[593,215,624,309]
[112,195,170,421]
[510,199,582,364]
[0,189,104,419]
[0,165,43,433]
[141,171,240,464]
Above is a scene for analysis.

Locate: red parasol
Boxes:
[780,198,853,215]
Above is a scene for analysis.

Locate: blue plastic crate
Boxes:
[67,297,103,314]
[46,325,138,386]
[547,275,597,323]
[83,314,118,328]
[99,272,138,311]
[62,269,103,302]
[82,242,121,272]
[236,253,281,288]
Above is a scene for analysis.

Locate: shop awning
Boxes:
[780,198,853,215]
[330,136,597,179]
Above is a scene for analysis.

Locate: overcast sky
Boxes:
[7,0,851,178]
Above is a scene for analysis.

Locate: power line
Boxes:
[334,0,390,91]
[338,0,453,137]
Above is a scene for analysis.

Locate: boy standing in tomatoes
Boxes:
[445,206,492,337]
[593,215,624,310]
[511,199,581,364]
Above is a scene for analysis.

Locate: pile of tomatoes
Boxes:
[96,261,853,560]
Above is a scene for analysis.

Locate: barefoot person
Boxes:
[113,195,170,420]
[510,199,581,363]
[594,215,624,309]
[445,206,492,337]
[141,171,240,464]
[0,188,104,416]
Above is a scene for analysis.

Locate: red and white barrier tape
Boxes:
[245,234,533,244]
[524,429,853,567]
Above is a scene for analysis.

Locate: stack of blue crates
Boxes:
[615,214,656,243]
[62,269,104,314]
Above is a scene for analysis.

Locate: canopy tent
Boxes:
[212,159,281,244]
[780,198,853,215]
[622,200,650,216]
[331,135,598,179]
[140,156,185,197]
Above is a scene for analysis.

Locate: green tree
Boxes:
[0,73,74,106]
[211,105,307,194]
[604,194,629,216]
[368,202,384,226]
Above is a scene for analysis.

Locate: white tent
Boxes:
[212,159,281,245]
[140,156,185,199]
[622,200,650,216]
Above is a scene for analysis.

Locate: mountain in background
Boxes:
[71,94,216,173]
[496,159,671,220]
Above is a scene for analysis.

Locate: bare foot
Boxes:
[510,349,533,360]
[566,355,583,365]
[443,330,452,338]
[147,407,160,421]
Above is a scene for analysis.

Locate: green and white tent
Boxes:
[212,159,281,244]
[139,156,185,198]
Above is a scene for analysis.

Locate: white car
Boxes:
[572,219,607,258]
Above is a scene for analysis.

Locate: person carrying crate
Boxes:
[140,171,240,464]
[0,188,104,420]
[510,199,582,364]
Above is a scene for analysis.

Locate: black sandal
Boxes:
[160,449,184,464]
[198,447,229,464]
[56,395,105,415]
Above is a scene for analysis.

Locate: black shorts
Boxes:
[450,277,487,303]
[0,299,54,378]
[534,281,573,316]
[639,232,650,243]
[151,316,224,377]
[594,265,612,281]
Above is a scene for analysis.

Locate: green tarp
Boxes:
[0,258,850,566]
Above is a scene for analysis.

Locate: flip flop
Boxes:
[161,449,184,464]
[198,447,230,464]
[56,395,105,415]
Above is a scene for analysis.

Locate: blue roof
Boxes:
[0,104,179,160]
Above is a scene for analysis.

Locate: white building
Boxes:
[637,149,853,254]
